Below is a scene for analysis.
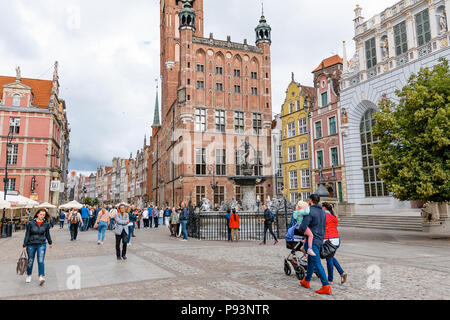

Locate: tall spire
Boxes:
[255,1,271,45]
[152,80,161,127]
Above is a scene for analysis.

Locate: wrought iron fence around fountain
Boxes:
[187,209,294,241]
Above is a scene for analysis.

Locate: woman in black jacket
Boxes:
[22,209,53,285]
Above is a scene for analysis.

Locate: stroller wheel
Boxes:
[284,260,291,276]
[295,266,306,281]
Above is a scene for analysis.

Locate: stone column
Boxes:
[241,186,256,212]
[429,2,438,39]
[357,40,366,72]
[375,30,383,67]
[446,0,450,34]
[406,12,415,50]
[386,23,396,59]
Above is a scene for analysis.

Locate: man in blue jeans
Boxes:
[179,202,188,241]
[298,194,332,295]
[80,206,89,231]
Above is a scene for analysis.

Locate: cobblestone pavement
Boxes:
[0,224,449,300]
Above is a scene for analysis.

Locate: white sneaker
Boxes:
[128,243,131,247]
[26,276,31,283]
[307,248,316,257]
[39,276,45,286]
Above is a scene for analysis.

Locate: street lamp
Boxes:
[2,131,14,238]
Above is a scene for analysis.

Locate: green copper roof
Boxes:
[152,87,160,127]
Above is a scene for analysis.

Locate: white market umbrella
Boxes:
[0,192,39,207]
[59,200,83,210]
[35,202,57,209]
[0,199,11,209]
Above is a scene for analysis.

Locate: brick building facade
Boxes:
[151,0,274,208]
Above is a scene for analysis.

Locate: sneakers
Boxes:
[307,248,316,257]
[274,241,279,245]
[259,242,266,245]
[300,280,310,289]
[122,256,127,260]
[180,239,187,242]
[39,276,45,286]
[117,257,122,260]
[97,241,101,245]
[316,285,332,295]
[25,276,31,283]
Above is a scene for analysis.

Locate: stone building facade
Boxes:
[152,0,274,208]
[310,55,347,203]
[341,0,450,210]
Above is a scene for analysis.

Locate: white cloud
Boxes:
[0,0,396,171]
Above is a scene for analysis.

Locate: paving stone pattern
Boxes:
[0,225,449,300]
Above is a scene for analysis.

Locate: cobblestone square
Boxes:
[0,226,449,300]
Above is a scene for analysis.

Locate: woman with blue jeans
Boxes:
[22,209,53,286]
[322,203,347,285]
[94,206,110,245]
[179,202,188,241]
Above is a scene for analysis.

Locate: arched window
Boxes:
[12,94,20,107]
[360,109,389,197]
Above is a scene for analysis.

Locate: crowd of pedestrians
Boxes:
[21,196,346,297]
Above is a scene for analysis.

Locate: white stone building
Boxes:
[341,0,450,210]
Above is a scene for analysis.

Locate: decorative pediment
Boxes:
[3,81,32,91]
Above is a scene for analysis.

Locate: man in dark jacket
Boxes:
[298,194,331,295]
[260,204,278,245]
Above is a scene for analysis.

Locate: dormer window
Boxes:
[12,94,20,107]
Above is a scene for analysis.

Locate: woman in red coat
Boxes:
[323,202,347,285]
[229,208,240,242]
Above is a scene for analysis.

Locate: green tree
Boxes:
[372,58,450,203]
[84,197,93,206]
[93,198,100,206]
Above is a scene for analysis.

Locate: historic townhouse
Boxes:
[152,0,274,208]
[281,75,315,204]
[0,63,70,205]
[341,0,450,210]
[310,55,347,203]
[271,114,283,199]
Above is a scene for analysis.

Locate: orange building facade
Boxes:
[152,0,274,208]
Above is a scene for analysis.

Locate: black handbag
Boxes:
[320,240,338,259]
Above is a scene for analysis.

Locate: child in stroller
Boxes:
[284,224,319,280]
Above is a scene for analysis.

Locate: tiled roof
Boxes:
[299,85,316,98]
[0,76,53,107]
[312,55,343,73]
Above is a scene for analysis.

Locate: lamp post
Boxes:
[2,131,14,238]
[282,188,289,231]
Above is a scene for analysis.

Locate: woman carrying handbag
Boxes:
[22,208,53,285]
[322,202,347,285]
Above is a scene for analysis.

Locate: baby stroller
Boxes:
[284,225,318,280]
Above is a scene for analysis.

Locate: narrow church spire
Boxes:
[152,80,161,127]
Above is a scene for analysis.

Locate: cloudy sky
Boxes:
[0,0,395,174]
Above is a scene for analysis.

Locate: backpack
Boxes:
[70,213,78,225]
